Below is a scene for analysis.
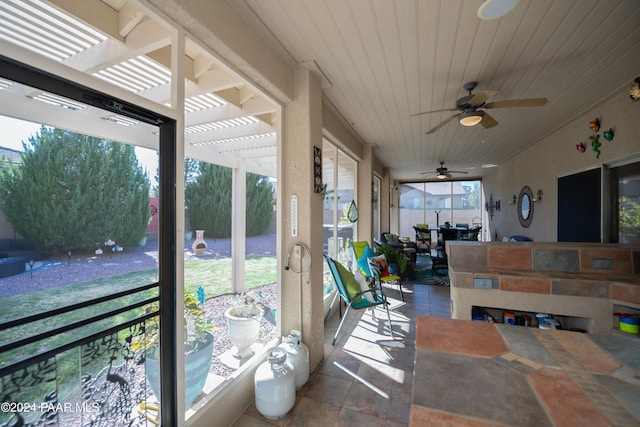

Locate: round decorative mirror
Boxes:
[518,186,534,228]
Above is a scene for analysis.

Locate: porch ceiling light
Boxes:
[459,111,484,127]
[478,0,519,20]
[437,172,448,180]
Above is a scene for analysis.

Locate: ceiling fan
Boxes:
[421,162,469,179]
[412,81,548,135]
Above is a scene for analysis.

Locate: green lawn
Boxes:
[0,254,277,407]
[0,255,276,365]
[184,255,277,299]
[1,255,276,322]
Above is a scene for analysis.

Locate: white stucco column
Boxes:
[231,161,247,293]
[171,27,186,422]
[280,67,324,370]
[380,168,392,234]
[357,145,374,242]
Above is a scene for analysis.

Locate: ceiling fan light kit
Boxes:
[459,111,484,126]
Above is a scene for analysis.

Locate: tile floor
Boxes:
[233,260,451,426]
[411,317,640,426]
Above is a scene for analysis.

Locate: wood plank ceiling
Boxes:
[232,0,640,180]
[1,0,639,182]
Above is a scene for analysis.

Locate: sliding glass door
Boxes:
[398,180,483,239]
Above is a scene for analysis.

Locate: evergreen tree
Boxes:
[246,172,274,236]
[185,163,233,238]
[185,163,274,238]
[0,127,150,251]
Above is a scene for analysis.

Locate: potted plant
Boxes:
[225,292,263,359]
[132,288,216,407]
[375,244,410,276]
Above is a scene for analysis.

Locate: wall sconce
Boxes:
[485,194,500,220]
[532,189,543,203]
[507,195,517,205]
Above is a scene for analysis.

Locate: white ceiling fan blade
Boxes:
[480,111,498,129]
[411,107,457,117]
[484,98,548,109]
[426,114,458,134]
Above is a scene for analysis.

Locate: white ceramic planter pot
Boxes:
[225,305,263,359]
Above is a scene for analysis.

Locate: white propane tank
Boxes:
[281,329,309,389]
[254,348,296,419]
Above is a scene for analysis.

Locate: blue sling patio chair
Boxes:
[324,254,395,346]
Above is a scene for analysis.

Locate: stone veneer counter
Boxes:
[411,317,640,427]
[446,241,640,333]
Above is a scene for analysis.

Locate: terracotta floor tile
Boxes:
[410,406,510,427]
[550,330,621,374]
[518,357,543,370]
[416,317,507,358]
[595,374,640,423]
[496,325,559,368]
[356,358,408,392]
[528,367,611,427]
[317,355,362,381]
[342,381,390,418]
[336,406,386,427]
[589,334,640,371]
[284,397,341,426]
[303,373,352,407]
[500,351,519,361]
[387,389,412,424]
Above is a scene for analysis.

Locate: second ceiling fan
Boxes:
[421,162,468,180]
[413,81,547,135]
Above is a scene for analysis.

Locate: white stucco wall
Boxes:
[483,89,640,242]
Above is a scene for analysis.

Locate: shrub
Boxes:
[0,127,150,251]
[185,162,274,238]
[185,163,232,238]
[246,173,274,236]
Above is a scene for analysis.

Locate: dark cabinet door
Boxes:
[557,168,601,242]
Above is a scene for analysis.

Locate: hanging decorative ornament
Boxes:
[590,134,601,158]
[313,146,323,193]
[347,200,359,222]
[589,118,600,133]
[630,77,640,102]
[603,128,614,141]
[576,142,586,153]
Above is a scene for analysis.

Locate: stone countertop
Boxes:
[411,317,640,427]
